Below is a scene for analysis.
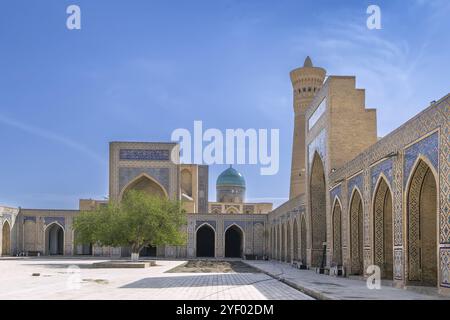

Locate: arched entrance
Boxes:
[225,225,243,258]
[300,215,307,265]
[196,224,215,257]
[293,219,299,261]
[407,160,437,286]
[121,174,168,199]
[349,189,364,275]
[332,200,343,266]
[287,221,292,263]
[45,223,64,255]
[309,152,327,267]
[2,221,11,256]
[373,177,393,279]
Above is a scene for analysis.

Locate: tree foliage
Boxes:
[73,190,187,254]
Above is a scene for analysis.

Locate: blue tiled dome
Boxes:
[216,166,246,188]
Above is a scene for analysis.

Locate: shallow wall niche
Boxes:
[349,190,364,275]
[407,160,437,286]
[1,221,11,256]
[300,215,307,264]
[293,218,299,261]
[332,200,342,266]
[373,177,393,280]
[181,169,193,197]
[309,152,327,267]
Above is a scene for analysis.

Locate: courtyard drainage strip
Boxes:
[241,262,328,300]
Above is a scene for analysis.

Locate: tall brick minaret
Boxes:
[289,57,326,199]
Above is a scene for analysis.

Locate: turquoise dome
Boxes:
[216,166,246,188]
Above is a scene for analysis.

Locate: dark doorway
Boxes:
[225,225,243,258]
[196,225,215,257]
[140,245,157,257]
[46,224,64,255]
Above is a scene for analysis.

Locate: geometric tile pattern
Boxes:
[43,217,65,228]
[347,174,363,198]
[195,220,216,231]
[406,160,429,281]
[119,149,170,161]
[371,158,393,194]
[403,132,439,187]
[373,179,389,271]
[308,129,327,169]
[330,184,342,203]
[441,248,450,288]
[118,167,170,196]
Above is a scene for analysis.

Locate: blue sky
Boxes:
[0,0,449,209]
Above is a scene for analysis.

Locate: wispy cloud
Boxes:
[0,114,106,166]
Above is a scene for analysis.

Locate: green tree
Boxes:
[73,190,187,261]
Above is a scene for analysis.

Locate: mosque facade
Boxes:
[1,57,449,295]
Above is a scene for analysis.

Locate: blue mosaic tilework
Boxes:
[224,221,246,232]
[44,217,65,228]
[308,129,327,168]
[119,167,170,195]
[371,158,393,193]
[348,173,363,196]
[195,220,216,231]
[330,185,342,202]
[23,216,36,223]
[404,132,439,187]
[119,149,170,161]
[441,248,450,288]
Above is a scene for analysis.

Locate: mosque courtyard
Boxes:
[0,257,312,300]
[1,257,448,300]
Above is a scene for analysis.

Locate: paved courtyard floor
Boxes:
[244,260,449,300]
[0,258,313,300]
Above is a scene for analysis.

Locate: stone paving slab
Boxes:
[243,260,449,300]
[0,258,313,300]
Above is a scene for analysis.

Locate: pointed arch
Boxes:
[196,223,215,257]
[119,173,168,200]
[1,221,11,256]
[331,197,343,266]
[349,187,364,275]
[293,218,299,261]
[406,157,438,286]
[44,222,65,256]
[224,224,244,258]
[309,151,327,267]
[372,174,393,279]
[226,206,239,214]
[287,220,292,263]
[300,214,307,265]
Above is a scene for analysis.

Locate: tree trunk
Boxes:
[131,252,139,262]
